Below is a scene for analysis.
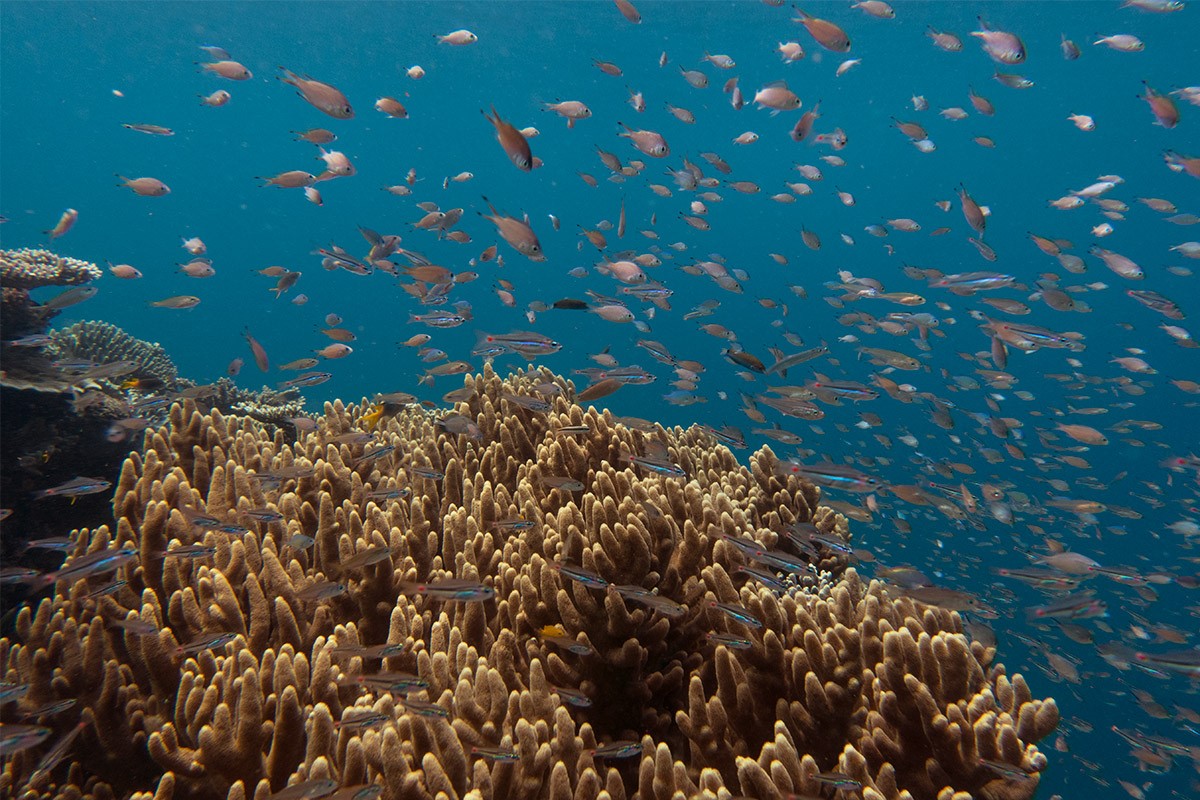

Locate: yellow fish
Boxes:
[361,403,385,431]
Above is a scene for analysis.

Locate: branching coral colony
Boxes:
[0,366,1058,800]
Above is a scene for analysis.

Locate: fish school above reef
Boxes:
[0,366,1059,800]
[2,0,1199,798]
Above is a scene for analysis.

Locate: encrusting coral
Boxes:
[0,366,1058,800]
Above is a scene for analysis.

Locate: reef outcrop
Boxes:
[0,367,1057,800]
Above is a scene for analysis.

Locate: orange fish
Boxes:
[617,122,669,157]
[375,97,408,118]
[483,106,533,171]
[479,196,543,261]
[791,103,821,141]
[1140,82,1179,128]
[258,170,316,189]
[315,343,353,359]
[244,329,270,372]
[116,175,170,196]
[754,81,801,111]
[958,185,986,235]
[43,208,78,239]
[278,67,354,119]
[614,0,641,24]
[107,262,142,279]
[200,60,252,80]
[793,9,851,52]
[320,328,357,343]
[199,90,231,107]
[1055,424,1108,446]
[293,128,337,145]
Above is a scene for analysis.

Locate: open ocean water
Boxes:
[1,1,1198,798]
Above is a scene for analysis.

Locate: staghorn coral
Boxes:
[48,321,179,390]
[0,366,1058,800]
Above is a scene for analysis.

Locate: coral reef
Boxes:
[176,377,308,428]
[0,367,1058,800]
[1,321,180,579]
[0,248,102,290]
[0,386,132,614]
[2,286,45,341]
[0,248,102,339]
[48,321,179,390]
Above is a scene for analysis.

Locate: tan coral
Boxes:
[0,366,1057,800]
[0,248,102,290]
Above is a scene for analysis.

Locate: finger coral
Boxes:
[0,366,1058,800]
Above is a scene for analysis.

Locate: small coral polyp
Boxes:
[0,366,1057,800]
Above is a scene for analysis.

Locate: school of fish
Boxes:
[4,1,1200,798]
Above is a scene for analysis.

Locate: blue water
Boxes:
[2,1,1198,797]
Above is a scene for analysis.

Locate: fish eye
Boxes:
[343,106,352,114]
